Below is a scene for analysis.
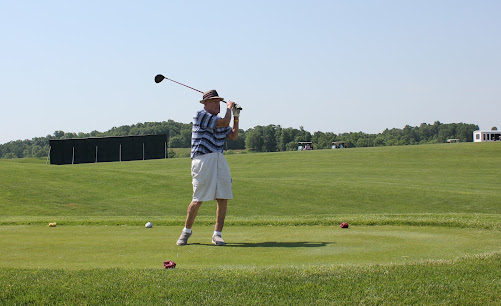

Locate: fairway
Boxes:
[1,143,501,304]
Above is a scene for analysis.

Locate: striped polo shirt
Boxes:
[191,109,232,158]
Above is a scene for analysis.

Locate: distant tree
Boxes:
[32,145,48,158]
[282,141,294,151]
[53,130,65,138]
[1,120,484,158]
[178,129,192,148]
[262,125,277,152]
[167,149,176,158]
[456,123,479,142]
[296,126,312,143]
[277,127,295,151]
[245,126,264,152]
[7,140,26,158]
[4,152,16,159]
[225,129,246,150]
[168,135,185,148]
[373,135,385,146]
[492,126,498,131]
[312,131,337,149]
[90,130,102,137]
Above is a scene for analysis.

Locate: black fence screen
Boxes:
[49,134,168,165]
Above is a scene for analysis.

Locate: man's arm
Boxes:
[227,102,240,140]
[215,101,234,127]
[215,100,239,140]
[227,115,239,140]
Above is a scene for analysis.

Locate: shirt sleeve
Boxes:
[194,110,219,129]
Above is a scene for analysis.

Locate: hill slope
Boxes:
[1,143,500,227]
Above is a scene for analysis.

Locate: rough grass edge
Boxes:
[1,213,500,230]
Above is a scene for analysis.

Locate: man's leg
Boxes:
[212,199,227,245]
[215,199,227,232]
[177,201,203,246]
[185,201,203,229]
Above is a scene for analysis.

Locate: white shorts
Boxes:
[191,152,233,202]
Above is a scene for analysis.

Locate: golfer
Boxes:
[176,89,240,246]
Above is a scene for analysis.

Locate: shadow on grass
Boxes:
[191,241,333,247]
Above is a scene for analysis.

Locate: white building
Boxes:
[473,130,501,142]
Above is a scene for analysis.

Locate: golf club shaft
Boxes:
[156,74,242,110]
[163,77,204,94]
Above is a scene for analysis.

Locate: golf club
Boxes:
[155,74,242,110]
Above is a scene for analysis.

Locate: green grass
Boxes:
[1,143,499,219]
[2,254,500,304]
[1,225,500,269]
[169,147,191,158]
[1,142,501,304]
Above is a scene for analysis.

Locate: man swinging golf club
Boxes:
[176,89,240,246]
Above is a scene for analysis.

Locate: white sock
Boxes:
[183,227,192,233]
[213,231,222,237]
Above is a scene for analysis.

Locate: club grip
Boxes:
[223,101,243,110]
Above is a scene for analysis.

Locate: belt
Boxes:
[192,151,224,159]
[192,152,205,158]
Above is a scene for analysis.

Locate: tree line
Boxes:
[0,121,480,159]
[243,122,480,152]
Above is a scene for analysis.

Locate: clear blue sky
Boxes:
[1,0,500,144]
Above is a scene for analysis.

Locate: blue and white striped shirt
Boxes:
[191,109,232,158]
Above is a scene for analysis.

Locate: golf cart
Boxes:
[332,141,346,149]
[298,142,313,151]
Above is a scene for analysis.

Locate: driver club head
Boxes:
[154,74,165,83]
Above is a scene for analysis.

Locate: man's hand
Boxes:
[226,100,235,109]
[232,105,241,117]
[227,102,240,140]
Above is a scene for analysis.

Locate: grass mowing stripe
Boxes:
[2,254,500,304]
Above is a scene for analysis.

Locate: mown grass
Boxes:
[2,225,500,269]
[1,142,501,304]
[2,254,500,305]
[1,143,500,219]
